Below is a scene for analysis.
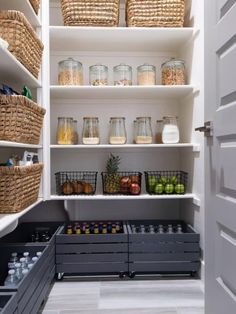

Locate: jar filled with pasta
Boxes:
[56,117,74,145]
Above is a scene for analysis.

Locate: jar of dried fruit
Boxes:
[58,58,83,85]
[89,64,108,86]
[161,59,186,85]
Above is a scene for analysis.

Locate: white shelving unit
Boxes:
[0,141,42,149]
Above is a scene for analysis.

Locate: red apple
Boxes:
[130,183,141,195]
[120,176,131,188]
[129,175,140,184]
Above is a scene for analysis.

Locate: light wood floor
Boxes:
[41,279,204,314]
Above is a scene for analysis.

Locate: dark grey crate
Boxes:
[0,292,17,314]
[56,223,129,276]
[128,220,200,275]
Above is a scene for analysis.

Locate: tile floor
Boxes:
[41,279,204,314]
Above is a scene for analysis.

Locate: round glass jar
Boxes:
[58,58,83,85]
[89,64,108,86]
[109,117,127,145]
[113,64,132,86]
[137,64,156,86]
[161,59,186,85]
[82,117,100,145]
[162,116,180,144]
[135,117,153,144]
[56,117,74,145]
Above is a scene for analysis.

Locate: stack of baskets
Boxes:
[29,0,40,15]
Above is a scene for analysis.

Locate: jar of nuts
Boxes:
[137,64,156,86]
[58,58,83,85]
[89,64,108,86]
[113,64,132,86]
[161,59,186,85]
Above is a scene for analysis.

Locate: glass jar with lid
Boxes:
[135,117,153,144]
[113,64,132,86]
[156,120,163,144]
[58,58,83,85]
[82,117,100,145]
[89,64,108,86]
[161,59,186,85]
[137,64,156,85]
[109,117,127,145]
[56,117,74,145]
[162,116,180,144]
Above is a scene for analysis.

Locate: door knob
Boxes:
[195,121,213,137]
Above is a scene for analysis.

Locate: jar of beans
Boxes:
[161,59,186,85]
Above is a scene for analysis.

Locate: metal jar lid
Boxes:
[113,63,132,72]
[58,57,82,68]
[161,59,185,68]
[137,64,156,72]
[89,64,108,72]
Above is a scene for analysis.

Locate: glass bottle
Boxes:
[89,64,108,86]
[4,270,18,287]
[161,59,186,85]
[135,117,153,144]
[109,117,127,145]
[72,120,79,145]
[162,116,180,144]
[137,64,156,85]
[156,120,163,144]
[56,117,74,145]
[113,63,132,86]
[82,117,100,145]
[58,57,83,86]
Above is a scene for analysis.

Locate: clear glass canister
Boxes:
[113,64,132,86]
[72,120,79,145]
[156,120,163,144]
[135,117,153,144]
[82,117,100,145]
[109,117,127,145]
[137,64,156,85]
[162,116,180,144]
[56,117,74,145]
[58,58,83,85]
[161,59,186,85]
[89,64,108,86]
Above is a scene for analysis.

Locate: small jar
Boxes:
[162,116,180,144]
[161,59,186,85]
[156,120,163,144]
[89,64,108,86]
[135,117,153,144]
[109,117,127,145]
[137,64,156,85]
[113,64,132,86]
[82,117,100,145]
[56,117,74,145]
[58,58,83,85]
[72,120,79,145]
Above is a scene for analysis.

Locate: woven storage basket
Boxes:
[0,95,46,145]
[126,0,185,27]
[0,10,44,78]
[0,164,43,213]
[29,0,40,15]
[61,0,120,27]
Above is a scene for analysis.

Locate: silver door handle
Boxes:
[195,121,213,137]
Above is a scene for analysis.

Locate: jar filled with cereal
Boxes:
[161,59,186,85]
[137,64,156,86]
[89,64,108,86]
[58,58,83,85]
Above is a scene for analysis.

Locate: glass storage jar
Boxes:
[161,59,186,85]
[89,64,108,86]
[109,117,127,145]
[58,58,83,85]
[82,117,100,145]
[162,116,180,144]
[72,120,79,145]
[56,117,74,145]
[113,64,132,86]
[137,64,156,85]
[135,117,153,144]
[156,120,163,144]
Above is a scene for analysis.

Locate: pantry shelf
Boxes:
[0,0,41,27]
[0,47,41,88]
[50,26,195,52]
[50,85,195,100]
[0,141,43,149]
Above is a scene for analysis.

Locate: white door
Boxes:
[205,0,236,313]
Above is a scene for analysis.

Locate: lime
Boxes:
[165,183,174,194]
[160,176,167,185]
[169,175,178,185]
[175,183,185,194]
[154,183,164,194]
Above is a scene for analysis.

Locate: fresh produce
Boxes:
[62,181,74,195]
[83,183,94,194]
[72,181,84,194]
[129,175,140,184]
[130,183,141,195]
[165,183,174,194]
[154,183,164,194]
[146,173,186,195]
[104,154,121,194]
[160,176,168,185]
[169,175,178,185]
[148,175,157,192]
[120,176,131,188]
[175,183,185,194]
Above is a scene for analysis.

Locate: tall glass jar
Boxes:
[89,64,108,86]
[135,117,153,144]
[161,59,186,85]
[56,117,74,145]
[58,58,83,85]
[137,64,156,85]
[156,120,163,144]
[72,120,79,145]
[109,117,127,145]
[113,64,132,86]
[82,117,100,145]
[162,116,180,144]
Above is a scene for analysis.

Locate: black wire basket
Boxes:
[144,171,188,195]
[55,171,98,196]
[101,171,142,195]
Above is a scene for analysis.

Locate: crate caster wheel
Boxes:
[129,272,136,279]
[119,272,126,279]
[57,273,64,280]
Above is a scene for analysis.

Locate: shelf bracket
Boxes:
[192,144,201,153]
[193,196,201,207]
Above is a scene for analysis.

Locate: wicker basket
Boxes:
[0,164,43,213]
[0,10,44,78]
[126,0,185,27]
[61,0,120,27]
[29,0,40,15]
[0,95,45,145]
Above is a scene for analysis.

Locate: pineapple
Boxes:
[104,154,121,194]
